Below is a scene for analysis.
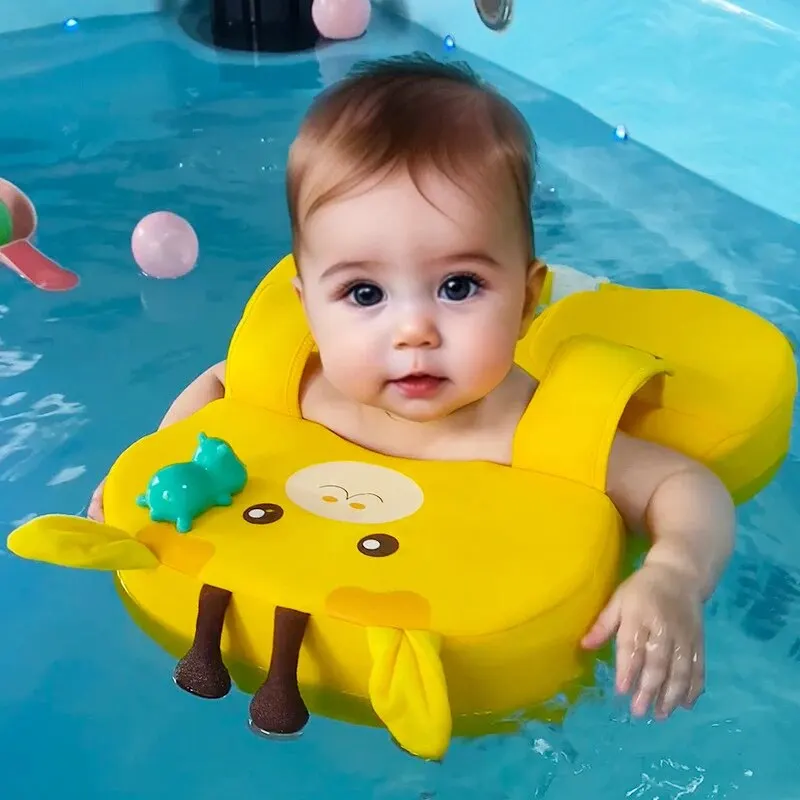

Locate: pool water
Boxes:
[2,8,800,799]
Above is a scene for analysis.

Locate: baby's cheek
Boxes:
[460,333,515,385]
[320,343,383,402]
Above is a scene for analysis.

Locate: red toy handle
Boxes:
[0,239,79,291]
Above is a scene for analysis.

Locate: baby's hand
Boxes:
[87,476,107,522]
[582,563,705,719]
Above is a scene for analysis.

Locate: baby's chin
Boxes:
[333,378,482,424]
[371,395,479,425]
[382,405,452,424]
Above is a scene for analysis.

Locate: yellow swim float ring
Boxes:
[8,256,795,759]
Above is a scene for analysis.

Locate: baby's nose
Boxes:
[392,310,441,349]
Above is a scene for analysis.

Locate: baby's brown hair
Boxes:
[286,53,536,260]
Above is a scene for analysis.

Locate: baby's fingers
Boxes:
[654,639,695,719]
[615,620,646,695]
[631,627,673,718]
[684,638,705,708]
[87,479,106,522]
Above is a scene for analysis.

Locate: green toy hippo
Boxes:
[136,432,248,533]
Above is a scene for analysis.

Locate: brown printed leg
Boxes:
[173,584,233,699]
[249,607,310,736]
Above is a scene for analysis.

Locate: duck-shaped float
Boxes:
[7,256,796,759]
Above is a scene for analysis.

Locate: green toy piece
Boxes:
[136,433,248,533]
[0,201,13,247]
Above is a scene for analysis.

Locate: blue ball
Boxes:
[614,124,629,141]
[444,34,456,50]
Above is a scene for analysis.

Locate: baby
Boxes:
[90,54,735,721]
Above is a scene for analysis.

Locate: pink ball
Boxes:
[131,211,198,279]
[312,0,371,40]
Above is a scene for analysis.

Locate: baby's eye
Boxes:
[348,282,384,307]
[438,274,483,302]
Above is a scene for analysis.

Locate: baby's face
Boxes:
[294,169,538,422]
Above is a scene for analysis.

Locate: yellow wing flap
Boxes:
[7,515,158,570]
[367,627,451,760]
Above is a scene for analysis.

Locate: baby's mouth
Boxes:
[389,373,446,399]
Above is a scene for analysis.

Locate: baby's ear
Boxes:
[519,259,548,338]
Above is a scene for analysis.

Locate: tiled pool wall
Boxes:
[5,0,799,224]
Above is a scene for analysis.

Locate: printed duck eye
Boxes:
[243,503,284,524]
[357,533,399,557]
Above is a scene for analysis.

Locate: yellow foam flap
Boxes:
[6,514,159,571]
[367,627,451,760]
[513,335,669,490]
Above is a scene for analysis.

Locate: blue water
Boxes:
[1,8,800,799]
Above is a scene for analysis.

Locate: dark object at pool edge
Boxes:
[211,0,319,53]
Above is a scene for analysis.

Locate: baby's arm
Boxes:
[606,432,735,597]
[582,432,735,718]
[158,361,226,428]
[87,361,227,521]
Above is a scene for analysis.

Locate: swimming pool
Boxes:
[1,7,800,799]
